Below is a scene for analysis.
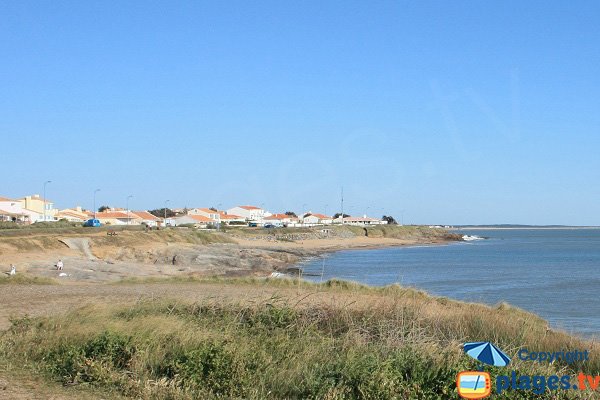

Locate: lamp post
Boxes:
[400,209,405,226]
[43,180,51,222]
[365,206,370,218]
[126,195,133,226]
[216,203,222,230]
[93,189,101,219]
[164,200,170,227]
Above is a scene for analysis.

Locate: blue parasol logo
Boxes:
[463,341,511,367]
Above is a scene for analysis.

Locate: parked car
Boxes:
[83,219,101,227]
[264,224,276,229]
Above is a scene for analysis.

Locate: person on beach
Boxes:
[56,259,64,270]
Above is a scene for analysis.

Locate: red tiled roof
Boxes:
[265,213,296,220]
[219,214,243,220]
[131,211,160,221]
[95,211,136,219]
[306,213,331,219]
[239,205,261,210]
[188,215,215,223]
[56,211,86,219]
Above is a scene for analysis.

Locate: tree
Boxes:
[333,213,350,219]
[149,208,175,218]
[382,215,398,225]
[98,205,110,213]
[285,211,297,217]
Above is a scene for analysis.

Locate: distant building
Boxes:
[188,208,221,222]
[226,205,266,222]
[263,213,300,227]
[95,211,139,225]
[0,196,40,223]
[218,211,245,225]
[20,194,57,222]
[334,216,388,226]
[56,206,90,222]
[171,214,216,228]
[302,213,333,225]
[130,211,161,227]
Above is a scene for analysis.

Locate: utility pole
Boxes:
[164,200,170,227]
[93,189,101,219]
[126,195,133,225]
[340,186,344,224]
[43,180,51,222]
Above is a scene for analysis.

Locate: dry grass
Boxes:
[0,279,598,399]
[0,273,57,285]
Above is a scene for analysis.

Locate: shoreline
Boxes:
[454,226,600,230]
[0,226,462,283]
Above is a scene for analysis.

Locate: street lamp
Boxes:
[126,195,133,225]
[365,206,370,218]
[400,209,405,226]
[164,200,170,227]
[93,189,101,219]
[43,180,51,222]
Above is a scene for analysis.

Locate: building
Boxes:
[56,206,90,223]
[130,211,161,227]
[218,211,245,225]
[333,216,388,226]
[0,196,40,223]
[188,208,221,222]
[171,214,216,228]
[19,194,57,222]
[226,205,266,222]
[302,213,333,225]
[264,213,301,227]
[95,211,139,225]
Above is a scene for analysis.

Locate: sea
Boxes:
[300,228,600,338]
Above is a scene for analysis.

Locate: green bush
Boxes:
[162,342,249,396]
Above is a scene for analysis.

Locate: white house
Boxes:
[131,211,161,227]
[171,214,216,228]
[302,213,333,225]
[0,196,40,223]
[334,216,388,226]
[95,211,139,226]
[20,194,57,222]
[188,208,221,222]
[226,205,266,222]
[218,211,245,225]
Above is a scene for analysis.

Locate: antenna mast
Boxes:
[341,186,344,225]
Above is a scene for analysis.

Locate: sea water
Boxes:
[301,229,600,338]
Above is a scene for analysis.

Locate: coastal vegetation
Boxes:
[0,278,597,399]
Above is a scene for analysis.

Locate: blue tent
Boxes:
[463,342,511,367]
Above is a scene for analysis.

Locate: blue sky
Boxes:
[1,1,599,225]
